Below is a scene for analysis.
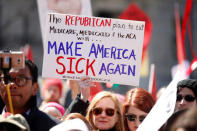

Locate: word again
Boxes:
[99,63,136,76]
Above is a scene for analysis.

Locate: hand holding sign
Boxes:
[79,76,95,102]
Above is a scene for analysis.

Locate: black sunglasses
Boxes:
[92,107,115,117]
[125,114,146,123]
[176,94,196,102]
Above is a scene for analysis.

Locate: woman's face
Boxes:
[43,85,61,102]
[92,97,118,130]
[125,106,147,131]
[175,87,196,112]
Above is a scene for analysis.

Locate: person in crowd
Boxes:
[61,113,93,130]
[86,91,124,131]
[123,88,155,131]
[170,106,197,131]
[40,102,65,120]
[0,59,59,131]
[174,79,197,112]
[40,78,63,108]
[159,79,197,131]
[63,79,94,109]
[0,112,30,131]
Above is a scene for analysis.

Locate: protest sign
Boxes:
[137,71,185,131]
[42,13,145,86]
[37,0,92,43]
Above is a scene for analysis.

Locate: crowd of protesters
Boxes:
[0,58,196,131]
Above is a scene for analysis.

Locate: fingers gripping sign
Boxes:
[78,77,95,102]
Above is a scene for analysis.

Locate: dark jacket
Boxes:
[0,96,60,131]
[22,96,60,131]
[23,107,59,131]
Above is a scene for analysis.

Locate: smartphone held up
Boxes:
[0,51,25,70]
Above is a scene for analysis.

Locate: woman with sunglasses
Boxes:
[86,91,124,131]
[160,79,197,131]
[174,79,197,112]
[123,88,155,131]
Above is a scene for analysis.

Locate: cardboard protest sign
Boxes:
[37,0,92,43]
[137,71,185,131]
[42,13,145,86]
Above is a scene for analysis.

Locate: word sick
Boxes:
[56,56,96,76]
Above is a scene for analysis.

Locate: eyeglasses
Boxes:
[125,114,146,123]
[92,107,115,117]
[0,76,32,87]
[176,94,196,102]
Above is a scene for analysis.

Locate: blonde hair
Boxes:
[86,91,124,131]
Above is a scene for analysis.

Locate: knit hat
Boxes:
[41,102,65,116]
[42,78,63,96]
[0,113,30,131]
[50,118,89,131]
[177,79,197,97]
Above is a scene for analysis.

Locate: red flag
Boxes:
[181,0,193,59]
[21,44,34,62]
[119,3,152,63]
[188,19,196,58]
[174,4,185,65]
[148,64,157,101]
